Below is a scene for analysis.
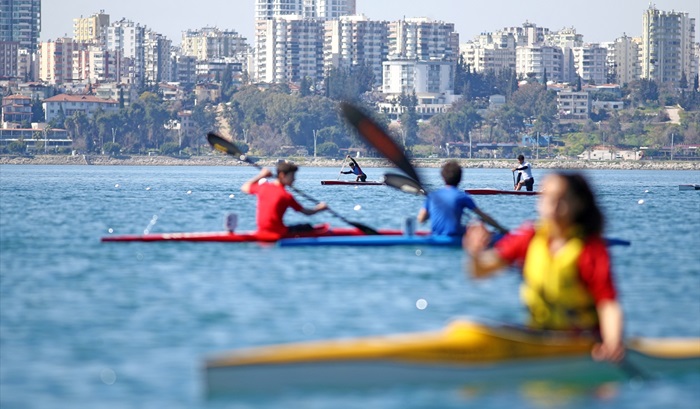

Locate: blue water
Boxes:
[1,165,699,409]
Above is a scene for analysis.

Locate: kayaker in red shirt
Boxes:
[242,161,327,238]
[464,172,625,363]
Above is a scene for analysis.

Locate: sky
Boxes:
[42,0,699,45]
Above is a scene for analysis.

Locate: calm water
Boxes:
[1,164,699,409]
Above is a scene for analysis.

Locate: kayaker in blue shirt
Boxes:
[417,161,507,236]
[341,156,367,182]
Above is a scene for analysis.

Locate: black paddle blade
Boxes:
[383,173,426,196]
[349,222,380,235]
[340,102,422,185]
[207,132,243,157]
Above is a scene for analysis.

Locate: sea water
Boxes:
[1,165,699,409]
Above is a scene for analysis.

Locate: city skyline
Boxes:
[42,0,698,45]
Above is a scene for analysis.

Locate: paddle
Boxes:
[207,132,380,235]
[337,160,346,180]
[512,170,517,189]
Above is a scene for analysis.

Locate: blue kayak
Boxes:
[278,234,631,248]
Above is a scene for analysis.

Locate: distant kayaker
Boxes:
[464,172,625,363]
[341,156,367,182]
[242,161,327,238]
[513,154,534,191]
[417,161,508,237]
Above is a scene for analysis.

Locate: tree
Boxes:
[31,98,45,122]
[398,92,419,146]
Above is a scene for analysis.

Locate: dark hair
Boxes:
[277,161,298,175]
[441,160,462,186]
[349,162,356,167]
[559,172,604,237]
[518,154,525,161]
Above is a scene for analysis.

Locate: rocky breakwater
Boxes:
[1,154,698,170]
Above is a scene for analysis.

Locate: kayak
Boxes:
[679,184,700,191]
[321,180,384,185]
[466,189,540,196]
[279,233,457,248]
[205,318,700,394]
[278,234,631,248]
[100,224,412,243]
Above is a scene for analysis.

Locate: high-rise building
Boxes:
[105,19,146,84]
[388,18,458,62]
[255,0,355,20]
[181,27,247,61]
[572,44,607,85]
[324,15,388,86]
[0,0,41,53]
[38,37,89,84]
[612,35,641,85]
[73,11,109,45]
[641,5,696,85]
[516,45,563,82]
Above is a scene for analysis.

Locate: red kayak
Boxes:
[101,224,423,243]
[321,180,384,186]
[466,189,540,196]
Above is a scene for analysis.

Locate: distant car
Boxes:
[428,154,438,158]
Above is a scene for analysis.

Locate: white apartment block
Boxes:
[382,58,454,95]
[641,6,696,85]
[38,38,89,84]
[612,35,640,85]
[324,15,388,86]
[106,19,146,84]
[254,16,324,83]
[460,33,516,74]
[572,44,607,85]
[557,90,590,119]
[388,18,458,62]
[73,11,109,45]
[516,45,563,82]
[255,0,355,20]
[502,22,550,47]
[43,94,118,123]
[181,28,248,61]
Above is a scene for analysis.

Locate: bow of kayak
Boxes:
[204,319,700,394]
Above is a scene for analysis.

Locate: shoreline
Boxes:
[1,154,699,170]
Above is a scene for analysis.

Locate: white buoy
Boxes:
[644,190,649,193]
[145,187,151,191]
[187,190,192,195]
[638,199,645,205]
[229,194,235,199]
[114,184,120,188]
[416,299,428,310]
[108,228,113,233]
[415,249,422,256]
[354,204,362,211]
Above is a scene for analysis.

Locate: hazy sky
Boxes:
[42,0,698,45]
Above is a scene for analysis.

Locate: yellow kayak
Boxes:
[204,319,700,394]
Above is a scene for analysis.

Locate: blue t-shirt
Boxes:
[423,186,477,236]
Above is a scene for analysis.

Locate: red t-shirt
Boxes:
[248,181,303,236]
[495,223,618,304]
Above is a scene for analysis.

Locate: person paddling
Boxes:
[513,154,534,191]
[464,172,625,363]
[417,161,507,237]
[242,161,328,238]
[341,155,367,182]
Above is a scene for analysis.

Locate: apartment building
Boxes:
[0,0,41,53]
[611,35,641,85]
[255,0,355,20]
[144,30,172,85]
[181,27,248,61]
[572,44,607,85]
[38,38,89,84]
[324,15,388,86]
[1,94,32,124]
[254,16,324,83]
[106,19,146,84]
[73,11,109,45]
[641,6,696,85]
[460,32,516,74]
[388,18,459,62]
[0,41,19,78]
[516,44,563,82]
[43,94,118,123]
[557,89,590,119]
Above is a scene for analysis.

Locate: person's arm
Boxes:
[463,223,510,278]
[592,300,625,362]
[242,168,272,193]
[347,156,359,166]
[340,170,353,174]
[417,208,429,223]
[472,207,508,234]
[299,202,328,215]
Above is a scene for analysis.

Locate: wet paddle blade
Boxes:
[340,102,422,185]
[208,132,243,158]
[383,173,426,196]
